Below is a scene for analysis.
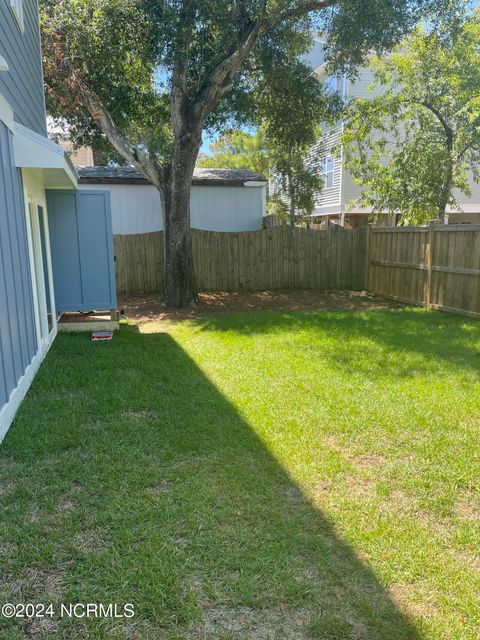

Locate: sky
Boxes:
[200,132,217,155]
[180,0,480,156]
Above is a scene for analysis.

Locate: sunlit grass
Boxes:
[1,307,479,639]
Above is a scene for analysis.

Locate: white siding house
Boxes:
[77,167,266,234]
[305,39,480,227]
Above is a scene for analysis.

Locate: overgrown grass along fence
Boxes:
[114,226,367,295]
[367,223,480,318]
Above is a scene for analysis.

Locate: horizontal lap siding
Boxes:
[0,122,37,410]
[80,184,264,234]
[0,0,47,134]
[308,127,342,211]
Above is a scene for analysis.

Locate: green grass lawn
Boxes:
[1,306,480,639]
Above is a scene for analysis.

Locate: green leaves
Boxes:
[40,0,444,168]
[198,130,270,177]
[41,0,172,159]
[343,0,480,224]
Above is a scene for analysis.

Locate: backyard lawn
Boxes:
[1,304,479,639]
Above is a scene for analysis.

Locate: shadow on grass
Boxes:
[190,307,480,379]
[0,327,421,639]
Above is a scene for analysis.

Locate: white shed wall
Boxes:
[80,183,265,234]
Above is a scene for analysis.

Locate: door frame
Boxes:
[24,189,57,354]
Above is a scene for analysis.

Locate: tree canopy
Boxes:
[342,0,480,224]
[41,0,446,304]
[41,0,418,162]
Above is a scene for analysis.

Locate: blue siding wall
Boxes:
[0,122,38,410]
[0,0,47,135]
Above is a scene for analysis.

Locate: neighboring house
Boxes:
[0,0,114,442]
[304,37,480,227]
[47,116,95,166]
[76,166,267,233]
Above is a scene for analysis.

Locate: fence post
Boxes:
[364,223,372,292]
[425,219,440,309]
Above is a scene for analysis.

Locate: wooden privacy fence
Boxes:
[366,223,480,318]
[114,226,367,295]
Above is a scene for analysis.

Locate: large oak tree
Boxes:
[41,0,440,306]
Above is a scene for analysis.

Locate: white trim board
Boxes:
[0,330,55,443]
[13,123,78,188]
[0,94,14,132]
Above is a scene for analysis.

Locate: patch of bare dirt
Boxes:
[56,498,76,514]
[46,389,89,404]
[454,551,480,573]
[75,530,110,554]
[0,542,16,558]
[454,491,480,520]
[382,490,415,514]
[5,567,65,601]
[388,583,439,620]
[24,616,60,638]
[0,482,14,497]
[191,605,312,639]
[351,452,388,470]
[314,478,332,493]
[119,290,402,324]
[148,480,172,495]
[345,475,376,500]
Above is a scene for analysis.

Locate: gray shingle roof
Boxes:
[77,166,266,186]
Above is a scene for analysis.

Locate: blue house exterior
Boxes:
[0,0,77,441]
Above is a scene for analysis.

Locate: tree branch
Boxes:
[193,20,264,122]
[74,75,165,188]
[266,0,338,27]
[413,99,453,148]
[191,0,338,126]
[170,1,196,138]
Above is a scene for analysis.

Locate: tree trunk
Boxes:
[437,127,454,223]
[288,170,296,228]
[162,131,202,307]
[289,196,296,227]
[438,160,453,222]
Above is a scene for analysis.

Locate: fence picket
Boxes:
[366,224,480,318]
[114,227,368,296]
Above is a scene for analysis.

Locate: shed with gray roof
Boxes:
[77,166,267,234]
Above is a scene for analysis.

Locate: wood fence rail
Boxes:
[366,223,480,318]
[114,226,367,295]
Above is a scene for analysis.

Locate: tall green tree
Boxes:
[198,130,270,176]
[270,147,323,226]
[343,1,480,224]
[41,0,442,305]
[199,63,340,227]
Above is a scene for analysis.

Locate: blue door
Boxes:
[46,190,116,312]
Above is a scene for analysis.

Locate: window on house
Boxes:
[325,74,346,97]
[10,0,24,32]
[325,75,338,94]
[319,155,335,189]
